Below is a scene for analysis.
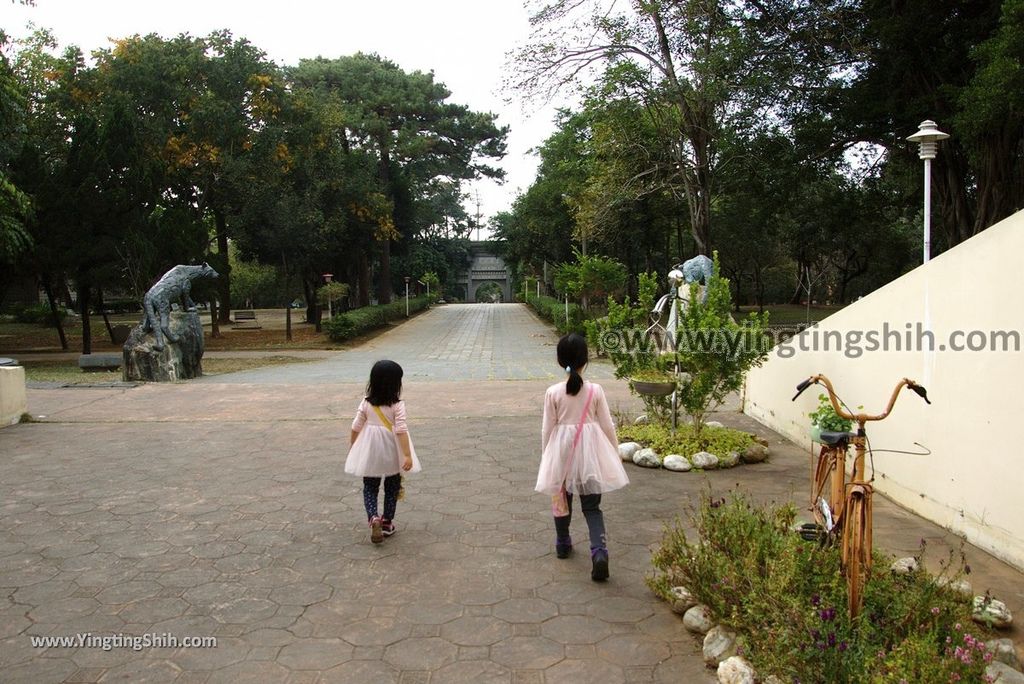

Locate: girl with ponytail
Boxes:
[535,333,629,581]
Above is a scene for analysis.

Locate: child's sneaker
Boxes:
[381,519,395,537]
[369,516,384,544]
[591,547,609,581]
[556,536,573,559]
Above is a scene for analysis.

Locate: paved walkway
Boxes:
[0,304,1019,683]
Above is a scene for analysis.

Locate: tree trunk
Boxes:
[282,252,292,342]
[96,287,115,342]
[214,208,232,323]
[303,278,316,324]
[209,298,220,338]
[41,275,68,351]
[79,281,92,355]
[358,251,371,307]
[377,147,393,305]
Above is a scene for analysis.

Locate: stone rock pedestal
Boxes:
[123,311,204,382]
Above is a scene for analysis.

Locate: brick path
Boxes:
[0,304,1019,683]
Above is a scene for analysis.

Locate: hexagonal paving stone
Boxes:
[191,541,245,559]
[596,633,672,666]
[96,580,163,605]
[398,600,463,625]
[213,553,273,574]
[587,596,655,623]
[210,597,279,624]
[440,616,512,646]
[303,598,371,630]
[339,617,411,647]
[182,581,248,607]
[277,637,354,670]
[382,636,458,670]
[156,565,219,589]
[2,656,78,683]
[448,579,511,606]
[267,582,332,607]
[432,660,512,684]
[490,635,564,669]
[541,615,615,645]
[319,659,399,684]
[96,658,182,683]
[492,597,558,624]
[204,660,290,684]
[170,636,249,671]
[548,658,627,683]
[40,541,98,559]
[117,597,189,624]
[28,598,100,623]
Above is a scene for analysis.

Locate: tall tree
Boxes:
[293,54,507,303]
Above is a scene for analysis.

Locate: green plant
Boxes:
[524,293,586,334]
[14,303,65,327]
[809,393,853,432]
[553,249,627,311]
[648,492,991,683]
[618,422,756,456]
[670,253,771,437]
[323,295,429,342]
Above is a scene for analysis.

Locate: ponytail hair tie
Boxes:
[565,365,572,374]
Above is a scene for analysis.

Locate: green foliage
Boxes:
[13,303,64,327]
[316,282,351,304]
[553,249,627,309]
[524,293,586,335]
[229,252,282,308]
[618,422,756,457]
[649,493,991,683]
[420,271,441,298]
[323,295,429,342]
[809,393,853,433]
[672,254,770,434]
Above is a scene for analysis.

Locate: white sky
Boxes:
[3,0,574,233]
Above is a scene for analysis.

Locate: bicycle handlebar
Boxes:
[792,377,814,402]
[792,374,931,422]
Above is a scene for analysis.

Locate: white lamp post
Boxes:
[906,120,950,263]
[322,273,333,318]
[404,276,410,317]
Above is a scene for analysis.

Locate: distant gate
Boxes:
[457,241,511,303]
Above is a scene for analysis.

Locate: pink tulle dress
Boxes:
[535,381,629,496]
[344,399,422,477]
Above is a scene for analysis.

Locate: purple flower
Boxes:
[811,594,821,607]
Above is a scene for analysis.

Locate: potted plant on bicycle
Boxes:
[807,393,852,443]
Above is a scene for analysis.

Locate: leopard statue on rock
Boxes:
[141,263,219,351]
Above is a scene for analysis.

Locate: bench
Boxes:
[231,310,262,329]
[78,353,122,372]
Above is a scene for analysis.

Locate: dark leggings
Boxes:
[362,474,401,521]
[554,492,607,550]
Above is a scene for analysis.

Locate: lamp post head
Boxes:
[907,120,950,160]
[322,273,333,283]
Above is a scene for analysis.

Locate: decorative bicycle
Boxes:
[792,374,931,618]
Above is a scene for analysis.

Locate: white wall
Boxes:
[0,366,27,427]
[744,209,1024,570]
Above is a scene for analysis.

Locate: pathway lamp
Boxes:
[906,120,950,264]
[322,273,334,318]
[418,279,428,302]
[404,276,410,317]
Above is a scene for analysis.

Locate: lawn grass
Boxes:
[739,303,844,325]
[20,356,312,384]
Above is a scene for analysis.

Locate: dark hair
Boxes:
[557,333,588,396]
[365,360,403,406]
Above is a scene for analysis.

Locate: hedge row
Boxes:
[523,294,586,335]
[324,296,430,342]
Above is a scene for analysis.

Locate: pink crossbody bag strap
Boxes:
[563,385,595,481]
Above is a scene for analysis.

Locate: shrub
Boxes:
[14,303,66,327]
[618,422,756,457]
[649,493,991,683]
[324,296,429,342]
[524,293,586,335]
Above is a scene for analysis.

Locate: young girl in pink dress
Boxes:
[537,333,629,580]
[345,360,421,543]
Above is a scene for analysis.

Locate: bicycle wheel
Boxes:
[843,491,871,619]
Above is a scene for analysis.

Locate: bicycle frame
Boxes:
[793,373,930,618]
